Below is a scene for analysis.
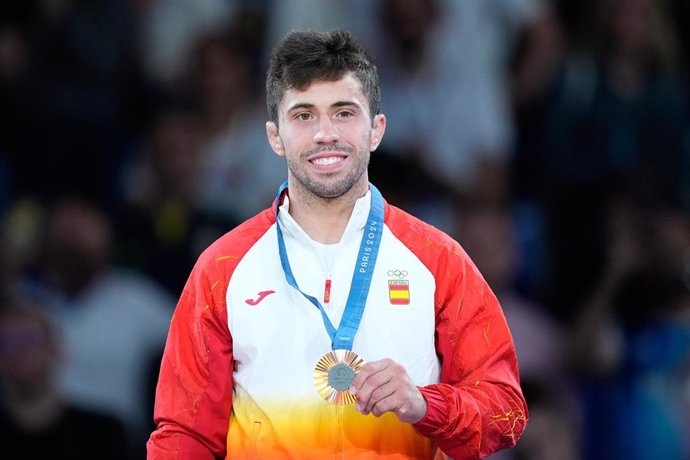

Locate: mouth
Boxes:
[311,155,346,166]
[307,151,348,171]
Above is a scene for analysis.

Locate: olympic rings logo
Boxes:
[387,269,408,279]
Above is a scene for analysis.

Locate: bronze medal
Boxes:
[313,349,364,405]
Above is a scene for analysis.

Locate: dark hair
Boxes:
[265,29,381,124]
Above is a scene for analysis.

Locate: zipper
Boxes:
[334,404,344,459]
[246,421,261,460]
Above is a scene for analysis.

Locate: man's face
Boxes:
[266,73,385,200]
[0,315,57,396]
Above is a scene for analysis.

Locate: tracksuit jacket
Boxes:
[147,188,527,459]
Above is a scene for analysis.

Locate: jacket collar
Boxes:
[276,189,372,246]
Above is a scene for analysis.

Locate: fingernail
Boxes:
[349,386,357,395]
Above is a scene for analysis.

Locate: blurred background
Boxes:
[0,0,688,459]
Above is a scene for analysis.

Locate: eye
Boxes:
[336,110,354,118]
[295,112,313,121]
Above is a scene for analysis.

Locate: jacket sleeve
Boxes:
[147,258,234,460]
[413,242,527,459]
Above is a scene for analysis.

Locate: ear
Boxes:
[266,121,285,156]
[369,114,386,152]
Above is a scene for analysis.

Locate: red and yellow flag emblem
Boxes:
[388,280,410,305]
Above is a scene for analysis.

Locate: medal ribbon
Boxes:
[275,181,384,350]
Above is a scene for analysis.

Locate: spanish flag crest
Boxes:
[387,269,410,305]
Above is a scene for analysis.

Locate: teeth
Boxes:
[312,157,343,166]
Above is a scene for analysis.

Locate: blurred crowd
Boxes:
[0,0,689,459]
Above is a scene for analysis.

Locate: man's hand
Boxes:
[349,358,427,423]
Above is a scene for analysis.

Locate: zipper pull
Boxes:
[323,279,332,304]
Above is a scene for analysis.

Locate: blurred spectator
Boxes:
[265,0,376,55]
[117,104,234,295]
[136,0,237,88]
[186,30,286,222]
[0,198,44,307]
[0,0,39,220]
[513,0,688,321]
[0,305,127,459]
[567,195,690,460]
[576,269,690,460]
[368,0,458,229]
[0,22,29,215]
[14,1,139,207]
[507,0,566,301]
[16,198,174,459]
[373,0,548,207]
[667,0,690,78]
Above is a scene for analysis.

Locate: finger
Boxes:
[370,392,401,418]
[351,359,390,393]
[371,387,426,423]
[354,368,392,413]
[362,379,397,415]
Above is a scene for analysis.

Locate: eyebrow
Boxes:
[286,100,363,113]
[332,100,362,110]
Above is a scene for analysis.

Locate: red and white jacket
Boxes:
[147,190,527,459]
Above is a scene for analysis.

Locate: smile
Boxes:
[311,156,345,166]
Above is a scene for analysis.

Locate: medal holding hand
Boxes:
[313,350,427,423]
[350,358,428,424]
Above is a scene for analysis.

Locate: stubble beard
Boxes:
[287,145,370,200]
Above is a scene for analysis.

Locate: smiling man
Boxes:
[147,30,527,460]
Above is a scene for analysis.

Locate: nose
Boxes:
[313,116,339,144]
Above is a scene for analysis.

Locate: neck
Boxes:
[286,180,368,244]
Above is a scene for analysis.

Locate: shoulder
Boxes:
[384,202,485,285]
[174,207,276,317]
[194,207,275,276]
[384,203,463,259]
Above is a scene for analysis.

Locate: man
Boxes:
[148,29,527,459]
[0,306,127,459]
